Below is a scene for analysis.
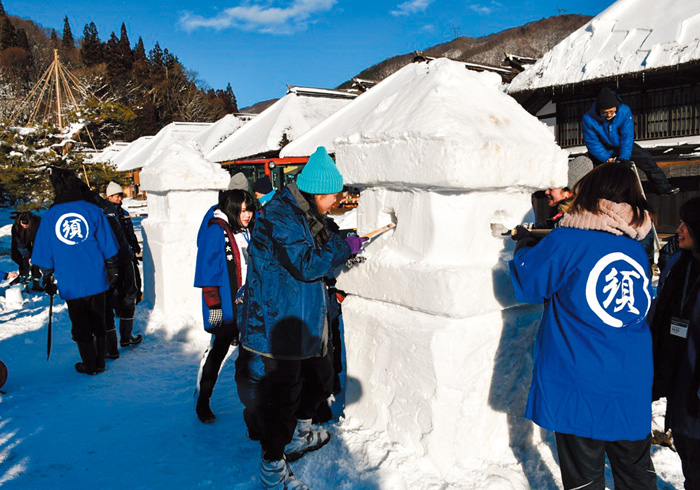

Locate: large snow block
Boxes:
[343,296,544,479]
[333,58,568,190]
[337,188,534,317]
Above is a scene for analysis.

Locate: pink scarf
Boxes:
[558,199,652,240]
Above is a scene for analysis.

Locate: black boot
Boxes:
[105,328,120,359]
[119,318,143,347]
[196,396,216,424]
[95,336,106,373]
[75,340,98,375]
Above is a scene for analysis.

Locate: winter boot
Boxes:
[30,277,44,292]
[284,419,331,462]
[105,328,120,359]
[260,456,309,490]
[196,396,216,424]
[119,318,143,347]
[95,336,106,373]
[75,340,98,375]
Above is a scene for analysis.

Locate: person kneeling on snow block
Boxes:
[31,168,120,376]
[194,189,255,424]
[235,147,366,490]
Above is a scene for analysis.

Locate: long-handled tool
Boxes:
[47,293,54,361]
[490,223,551,239]
[629,162,661,263]
[361,222,396,241]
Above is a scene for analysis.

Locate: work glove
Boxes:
[208,306,223,329]
[345,235,368,255]
[510,225,533,242]
[43,275,58,296]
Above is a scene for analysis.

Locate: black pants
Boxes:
[674,433,700,490]
[235,346,334,461]
[589,143,672,193]
[107,259,141,328]
[197,330,236,402]
[66,291,108,343]
[555,432,656,490]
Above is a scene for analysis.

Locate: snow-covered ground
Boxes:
[0,205,688,489]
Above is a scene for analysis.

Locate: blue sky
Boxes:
[8,0,615,108]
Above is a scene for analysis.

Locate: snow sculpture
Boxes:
[139,143,230,325]
[335,59,568,484]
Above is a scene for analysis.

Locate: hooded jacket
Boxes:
[238,184,351,359]
[582,102,635,163]
[509,203,653,441]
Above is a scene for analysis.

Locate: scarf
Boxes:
[559,199,652,240]
[287,182,329,247]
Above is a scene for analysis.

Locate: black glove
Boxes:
[107,264,119,289]
[208,306,223,329]
[43,275,58,296]
[511,225,533,242]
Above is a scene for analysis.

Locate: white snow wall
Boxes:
[334,59,569,484]
[139,143,230,328]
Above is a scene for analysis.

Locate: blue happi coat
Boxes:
[194,206,239,330]
[509,227,653,441]
[238,185,351,359]
[31,200,119,300]
[582,103,635,163]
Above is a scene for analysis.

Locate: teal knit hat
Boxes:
[296,146,344,194]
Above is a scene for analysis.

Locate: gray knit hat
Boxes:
[568,156,594,190]
[227,172,249,191]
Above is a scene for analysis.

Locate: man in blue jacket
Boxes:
[32,168,119,375]
[582,87,679,195]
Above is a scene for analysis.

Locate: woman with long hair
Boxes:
[509,162,657,489]
[650,196,700,490]
[194,189,256,423]
[235,147,365,489]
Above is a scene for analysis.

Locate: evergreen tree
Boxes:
[148,41,163,67]
[106,31,128,79]
[80,22,103,66]
[0,15,16,50]
[133,36,146,61]
[0,0,6,17]
[223,83,238,113]
[61,16,74,48]
[118,23,133,70]
[50,29,59,47]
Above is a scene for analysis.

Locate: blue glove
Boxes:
[345,235,368,255]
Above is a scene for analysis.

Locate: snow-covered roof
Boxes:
[111,136,154,170]
[85,141,130,164]
[115,122,213,172]
[508,0,700,92]
[206,87,357,163]
[190,114,249,155]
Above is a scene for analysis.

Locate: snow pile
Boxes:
[509,0,700,92]
[139,143,229,337]
[334,58,568,485]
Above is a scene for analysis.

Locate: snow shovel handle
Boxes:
[361,223,395,240]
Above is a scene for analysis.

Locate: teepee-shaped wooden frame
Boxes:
[10,49,91,129]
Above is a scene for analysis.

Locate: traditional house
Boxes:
[206,86,358,188]
[508,0,700,231]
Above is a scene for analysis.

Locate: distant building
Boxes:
[508,0,700,231]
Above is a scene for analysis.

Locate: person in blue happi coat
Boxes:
[235,147,366,490]
[31,168,119,375]
[193,189,255,424]
[509,162,657,490]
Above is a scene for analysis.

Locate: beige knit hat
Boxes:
[106,181,123,197]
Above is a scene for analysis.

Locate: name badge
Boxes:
[670,317,689,339]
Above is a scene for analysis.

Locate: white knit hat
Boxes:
[106,181,123,197]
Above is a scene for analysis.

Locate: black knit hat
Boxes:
[253,175,273,195]
[680,197,700,247]
[595,87,621,114]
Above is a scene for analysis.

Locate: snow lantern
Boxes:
[335,59,568,483]
[139,143,230,327]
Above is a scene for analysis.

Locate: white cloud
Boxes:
[391,0,434,17]
[467,1,502,15]
[420,24,435,33]
[180,0,337,35]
